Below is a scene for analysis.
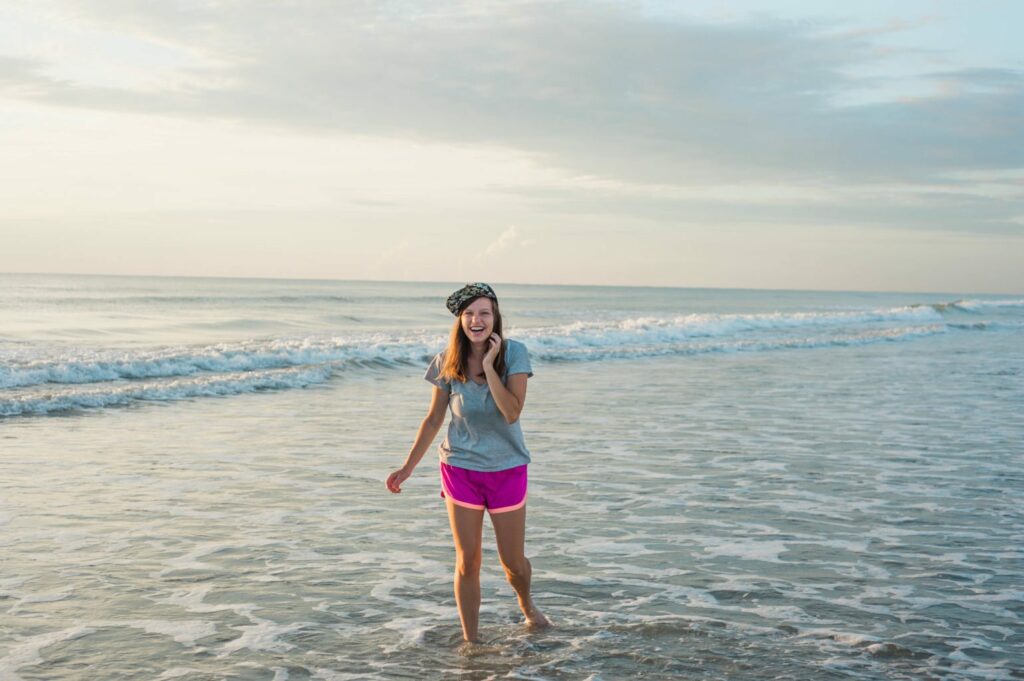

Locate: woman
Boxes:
[385,282,551,644]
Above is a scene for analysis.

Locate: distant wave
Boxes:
[0,335,443,390]
[516,305,943,352]
[0,366,332,417]
[1,300,1010,417]
[12,293,460,307]
[1,305,946,391]
[0,327,948,417]
[0,303,970,391]
[527,324,948,362]
[947,320,1024,331]
[946,298,1024,312]
[16,294,356,305]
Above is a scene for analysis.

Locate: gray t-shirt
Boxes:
[423,339,534,472]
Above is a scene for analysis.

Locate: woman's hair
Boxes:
[440,296,507,383]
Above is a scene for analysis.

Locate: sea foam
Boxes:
[1,299,1015,417]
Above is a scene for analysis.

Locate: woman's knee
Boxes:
[502,556,531,580]
[456,550,482,576]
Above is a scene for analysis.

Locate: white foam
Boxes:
[218,619,306,656]
[113,619,218,647]
[518,305,944,350]
[797,629,880,647]
[977,625,1016,639]
[249,573,285,583]
[369,574,449,616]
[156,668,201,680]
[154,583,256,619]
[2,365,332,416]
[153,540,264,578]
[380,615,436,651]
[701,539,789,563]
[311,669,376,681]
[865,642,913,658]
[571,539,663,556]
[0,302,956,395]
[0,625,94,681]
[6,591,73,614]
[952,298,1024,311]
[0,333,442,389]
[0,299,972,419]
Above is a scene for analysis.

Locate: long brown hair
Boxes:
[440,296,508,384]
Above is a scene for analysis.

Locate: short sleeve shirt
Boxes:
[423,339,534,472]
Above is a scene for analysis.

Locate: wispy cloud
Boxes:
[0,0,1021,253]
[2,0,1021,194]
[483,225,520,257]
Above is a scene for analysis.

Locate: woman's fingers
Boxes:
[386,469,406,493]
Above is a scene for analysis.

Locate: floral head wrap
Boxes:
[446,282,497,316]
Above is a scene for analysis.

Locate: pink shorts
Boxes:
[439,462,528,513]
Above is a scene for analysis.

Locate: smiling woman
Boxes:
[385,282,550,645]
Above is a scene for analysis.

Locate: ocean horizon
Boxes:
[6,269,1023,295]
[2,272,1022,679]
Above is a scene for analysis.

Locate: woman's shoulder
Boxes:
[504,339,530,361]
[428,348,447,367]
[505,338,528,352]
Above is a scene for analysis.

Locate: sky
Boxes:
[1,0,1022,293]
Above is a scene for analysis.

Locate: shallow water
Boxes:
[1,275,1022,679]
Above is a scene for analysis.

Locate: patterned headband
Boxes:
[446,282,497,316]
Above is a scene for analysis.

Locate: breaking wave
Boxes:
[1,300,1014,417]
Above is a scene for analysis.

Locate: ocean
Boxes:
[1,273,1022,680]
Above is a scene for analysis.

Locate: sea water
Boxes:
[1,273,1021,680]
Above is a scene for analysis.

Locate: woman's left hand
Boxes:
[482,333,502,368]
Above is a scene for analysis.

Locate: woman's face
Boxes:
[460,297,494,342]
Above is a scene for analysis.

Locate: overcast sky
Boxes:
[1,0,1022,292]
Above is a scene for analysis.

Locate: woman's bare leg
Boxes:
[446,499,485,642]
[490,504,550,629]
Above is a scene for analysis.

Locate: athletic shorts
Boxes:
[439,462,528,513]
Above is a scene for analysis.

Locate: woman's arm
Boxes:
[482,335,529,424]
[485,368,528,424]
[386,386,449,493]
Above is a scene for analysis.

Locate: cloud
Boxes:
[3,3,1020,182]
[0,55,54,95]
[477,225,539,260]
[494,174,1024,236]
[483,225,520,257]
[1,1,1021,236]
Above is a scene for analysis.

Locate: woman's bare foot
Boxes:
[457,640,506,657]
[522,599,552,630]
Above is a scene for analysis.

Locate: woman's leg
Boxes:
[446,499,485,642]
[490,505,550,629]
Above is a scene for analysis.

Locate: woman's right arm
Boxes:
[385,386,450,494]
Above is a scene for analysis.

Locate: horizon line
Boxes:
[2,270,1022,298]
